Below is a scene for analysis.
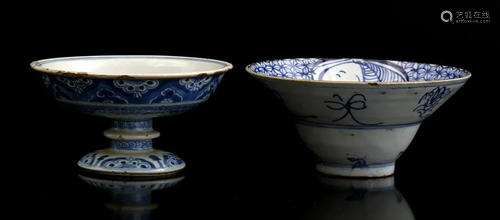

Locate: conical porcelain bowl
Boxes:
[246,58,470,178]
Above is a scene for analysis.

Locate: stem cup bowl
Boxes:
[31,55,233,177]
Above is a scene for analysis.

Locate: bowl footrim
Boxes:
[316,162,395,178]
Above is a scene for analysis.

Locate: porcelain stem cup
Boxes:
[31,55,233,177]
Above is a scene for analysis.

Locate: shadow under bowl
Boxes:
[303,174,413,220]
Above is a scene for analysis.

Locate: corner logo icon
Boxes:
[441,10,454,24]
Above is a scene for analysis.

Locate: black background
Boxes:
[11,1,497,219]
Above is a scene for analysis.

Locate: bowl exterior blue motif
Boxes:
[247,58,471,178]
[41,73,224,119]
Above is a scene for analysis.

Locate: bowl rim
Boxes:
[30,55,233,79]
[245,58,472,86]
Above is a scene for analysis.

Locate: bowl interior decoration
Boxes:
[247,58,468,82]
[32,55,233,177]
[246,58,470,178]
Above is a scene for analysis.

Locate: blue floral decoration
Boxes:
[248,58,468,82]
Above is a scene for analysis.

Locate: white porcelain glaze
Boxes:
[31,55,232,78]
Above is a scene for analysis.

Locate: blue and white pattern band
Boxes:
[111,140,153,151]
[247,58,468,82]
[42,73,224,118]
[111,120,153,130]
